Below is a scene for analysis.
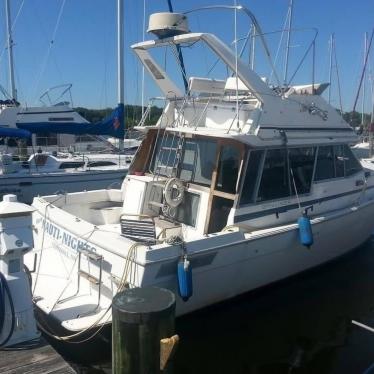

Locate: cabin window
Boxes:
[289,147,315,195]
[343,145,362,176]
[215,144,240,194]
[179,138,217,186]
[314,145,362,181]
[257,149,290,202]
[59,161,85,169]
[240,150,264,205]
[87,161,116,167]
[314,146,335,181]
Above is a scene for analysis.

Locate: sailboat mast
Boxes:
[362,32,368,126]
[117,0,124,150]
[283,0,294,86]
[328,34,333,104]
[5,0,17,101]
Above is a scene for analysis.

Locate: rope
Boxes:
[290,167,302,214]
[32,195,66,294]
[35,242,142,343]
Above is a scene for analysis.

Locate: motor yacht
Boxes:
[26,9,374,337]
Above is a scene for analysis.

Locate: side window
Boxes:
[289,147,315,195]
[257,149,289,202]
[240,150,264,205]
[215,144,240,194]
[343,145,362,176]
[315,145,362,182]
[334,145,345,178]
[314,146,335,181]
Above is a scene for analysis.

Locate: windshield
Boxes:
[150,135,217,187]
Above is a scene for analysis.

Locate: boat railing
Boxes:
[39,83,74,107]
[138,92,260,133]
[137,97,167,127]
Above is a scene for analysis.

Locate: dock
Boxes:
[0,336,76,374]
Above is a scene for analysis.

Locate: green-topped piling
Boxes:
[112,287,178,374]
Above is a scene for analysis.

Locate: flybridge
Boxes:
[132,13,354,140]
[132,32,274,104]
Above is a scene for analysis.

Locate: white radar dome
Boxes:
[148,12,189,39]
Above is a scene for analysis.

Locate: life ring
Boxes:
[164,178,185,208]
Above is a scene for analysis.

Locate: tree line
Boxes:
[75,105,163,128]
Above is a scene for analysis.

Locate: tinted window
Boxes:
[59,161,85,169]
[315,145,362,181]
[257,149,289,202]
[314,146,335,181]
[343,145,362,176]
[151,136,218,186]
[87,161,116,167]
[240,150,264,204]
[289,147,315,195]
[216,144,240,194]
[179,138,217,186]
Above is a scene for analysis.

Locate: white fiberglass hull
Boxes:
[0,169,127,204]
[28,198,374,333]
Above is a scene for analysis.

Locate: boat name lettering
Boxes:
[41,219,97,253]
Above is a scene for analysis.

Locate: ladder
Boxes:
[147,130,185,213]
[153,130,185,181]
[57,248,103,318]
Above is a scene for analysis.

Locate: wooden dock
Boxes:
[0,336,76,374]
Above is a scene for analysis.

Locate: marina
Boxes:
[0,0,374,373]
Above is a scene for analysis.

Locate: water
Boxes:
[63,239,374,373]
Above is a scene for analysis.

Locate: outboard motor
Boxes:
[0,194,39,347]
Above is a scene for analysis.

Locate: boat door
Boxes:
[205,140,245,233]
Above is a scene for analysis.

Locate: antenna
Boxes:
[283,0,294,86]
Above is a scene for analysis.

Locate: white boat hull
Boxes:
[28,198,374,332]
[0,169,127,204]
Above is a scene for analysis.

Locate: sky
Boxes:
[0,0,373,113]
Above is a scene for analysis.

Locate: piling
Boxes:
[112,286,177,374]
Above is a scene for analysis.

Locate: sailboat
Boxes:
[26,5,374,340]
[0,0,130,203]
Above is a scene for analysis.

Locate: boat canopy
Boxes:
[0,126,31,138]
[16,104,125,139]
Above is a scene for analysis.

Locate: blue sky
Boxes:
[0,0,373,113]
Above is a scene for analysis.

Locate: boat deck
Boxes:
[0,336,76,374]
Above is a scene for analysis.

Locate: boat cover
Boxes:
[16,104,125,139]
[0,127,31,138]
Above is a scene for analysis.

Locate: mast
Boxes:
[328,34,333,104]
[117,0,124,150]
[5,0,17,101]
[283,0,294,86]
[362,32,368,126]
